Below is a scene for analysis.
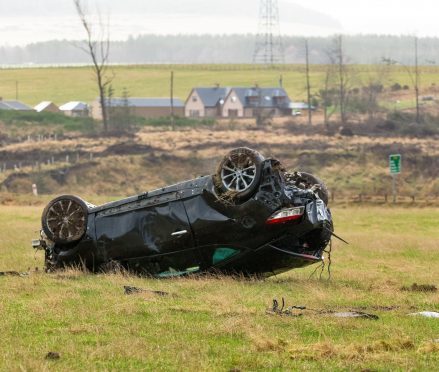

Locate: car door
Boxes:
[94,200,196,262]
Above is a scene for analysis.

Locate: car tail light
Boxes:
[266,206,305,225]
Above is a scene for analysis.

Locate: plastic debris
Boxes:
[408,311,439,318]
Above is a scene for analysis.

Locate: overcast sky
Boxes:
[0,0,436,46]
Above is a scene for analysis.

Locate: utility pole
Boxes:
[305,39,312,125]
[170,71,175,130]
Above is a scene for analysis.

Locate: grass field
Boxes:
[2,64,439,106]
[0,204,438,370]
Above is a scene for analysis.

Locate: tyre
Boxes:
[41,195,89,245]
[215,147,264,201]
[295,172,329,205]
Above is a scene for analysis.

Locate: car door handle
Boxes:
[171,230,188,237]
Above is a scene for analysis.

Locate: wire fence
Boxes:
[329,193,438,206]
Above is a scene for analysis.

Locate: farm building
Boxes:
[185,87,230,117]
[221,87,292,118]
[34,101,60,113]
[0,98,33,111]
[91,98,184,120]
[59,102,89,117]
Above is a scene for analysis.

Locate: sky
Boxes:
[0,0,437,46]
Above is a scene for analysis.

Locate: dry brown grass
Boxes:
[1,126,438,200]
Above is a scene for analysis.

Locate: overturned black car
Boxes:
[32,148,334,277]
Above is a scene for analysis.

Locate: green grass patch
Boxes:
[2,64,439,106]
[0,205,438,370]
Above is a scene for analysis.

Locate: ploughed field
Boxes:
[0,205,438,370]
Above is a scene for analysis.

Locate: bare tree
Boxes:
[360,61,392,122]
[332,35,350,125]
[414,36,420,123]
[73,0,113,132]
[317,66,338,131]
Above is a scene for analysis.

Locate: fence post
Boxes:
[32,184,38,197]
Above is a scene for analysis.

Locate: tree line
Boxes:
[2,34,439,65]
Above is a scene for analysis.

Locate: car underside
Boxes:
[33,147,334,278]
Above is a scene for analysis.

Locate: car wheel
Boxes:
[215,147,264,201]
[295,172,329,205]
[41,195,89,245]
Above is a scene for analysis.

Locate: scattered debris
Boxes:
[266,298,306,317]
[123,286,170,297]
[370,305,399,312]
[401,283,437,292]
[266,298,379,319]
[332,311,379,320]
[408,312,439,318]
[0,271,29,277]
[45,352,60,360]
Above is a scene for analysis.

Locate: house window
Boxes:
[192,96,198,102]
[231,96,237,103]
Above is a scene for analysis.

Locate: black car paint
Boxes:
[44,159,333,277]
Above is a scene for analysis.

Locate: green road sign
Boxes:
[389,154,401,174]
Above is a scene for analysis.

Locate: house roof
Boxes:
[34,101,58,112]
[59,101,88,111]
[2,100,33,111]
[191,87,230,107]
[107,98,184,108]
[229,87,291,108]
